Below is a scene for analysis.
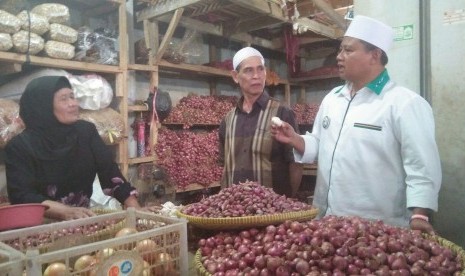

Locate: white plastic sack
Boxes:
[68,74,113,110]
[90,177,122,210]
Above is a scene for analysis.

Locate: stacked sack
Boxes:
[0,3,77,59]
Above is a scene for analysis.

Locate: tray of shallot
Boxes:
[195,215,465,276]
[176,181,318,230]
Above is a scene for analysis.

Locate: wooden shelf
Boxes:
[128,156,156,165]
[0,52,121,74]
[303,164,317,176]
[289,73,340,82]
[162,122,220,127]
[159,60,231,78]
[128,64,158,72]
[176,182,221,193]
[128,105,149,112]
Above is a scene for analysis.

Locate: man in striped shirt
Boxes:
[219,47,303,197]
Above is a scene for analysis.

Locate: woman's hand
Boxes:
[60,206,96,220]
[123,195,162,213]
[43,200,95,220]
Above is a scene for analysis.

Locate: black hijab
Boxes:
[19,76,78,160]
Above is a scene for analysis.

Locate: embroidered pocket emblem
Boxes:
[323,116,331,129]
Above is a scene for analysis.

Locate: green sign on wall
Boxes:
[394,24,414,41]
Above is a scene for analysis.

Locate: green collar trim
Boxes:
[366,69,390,95]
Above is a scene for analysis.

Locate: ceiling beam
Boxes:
[137,0,202,21]
[155,8,184,63]
[230,0,288,22]
[293,17,343,39]
[310,0,347,29]
[226,16,283,34]
[155,14,279,50]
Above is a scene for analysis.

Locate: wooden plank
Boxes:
[155,14,277,50]
[137,0,202,21]
[289,73,340,82]
[143,19,159,65]
[118,0,128,69]
[297,1,351,18]
[294,17,344,39]
[158,60,231,77]
[232,0,287,22]
[157,13,222,36]
[128,64,158,71]
[229,15,283,34]
[303,164,317,176]
[299,36,332,46]
[0,62,21,75]
[117,71,128,176]
[300,86,306,102]
[128,105,149,112]
[0,52,120,73]
[128,156,157,165]
[155,8,184,64]
[310,0,347,30]
[176,182,220,193]
[188,1,231,17]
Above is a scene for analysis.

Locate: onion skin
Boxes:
[43,263,68,276]
[135,239,158,263]
[115,227,138,237]
[73,255,96,273]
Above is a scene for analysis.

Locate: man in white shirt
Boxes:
[271,15,441,234]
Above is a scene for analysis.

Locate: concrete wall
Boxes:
[429,0,465,248]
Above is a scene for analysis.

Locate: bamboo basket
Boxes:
[176,207,319,230]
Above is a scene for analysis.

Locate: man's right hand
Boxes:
[271,121,295,144]
[271,121,306,154]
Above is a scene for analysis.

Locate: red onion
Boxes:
[183,181,312,217]
[198,216,464,275]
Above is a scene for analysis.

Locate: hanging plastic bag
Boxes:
[145,87,172,121]
[68,74,113,110]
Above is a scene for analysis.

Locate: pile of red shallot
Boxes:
[199,216,463,275]
[292,103,320,125]
[182,181,311,217]
[163,95,238,128]
[155,128,223,190]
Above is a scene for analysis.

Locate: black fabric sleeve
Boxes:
[82,121,136,204]
[5,137,49,204]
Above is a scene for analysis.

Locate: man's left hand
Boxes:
[410,218,436,235]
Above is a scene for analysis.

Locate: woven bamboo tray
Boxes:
[176,207,319,230]
[195,235,465,276]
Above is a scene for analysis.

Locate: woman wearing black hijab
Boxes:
[5,76,143,220]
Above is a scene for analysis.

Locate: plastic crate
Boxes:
[0,242,25,275]
[0,208,188,275]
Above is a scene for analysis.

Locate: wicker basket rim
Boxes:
[176,207,318,221]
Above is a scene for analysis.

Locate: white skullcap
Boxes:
[345,15,394,54]
[232,46,264,70]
